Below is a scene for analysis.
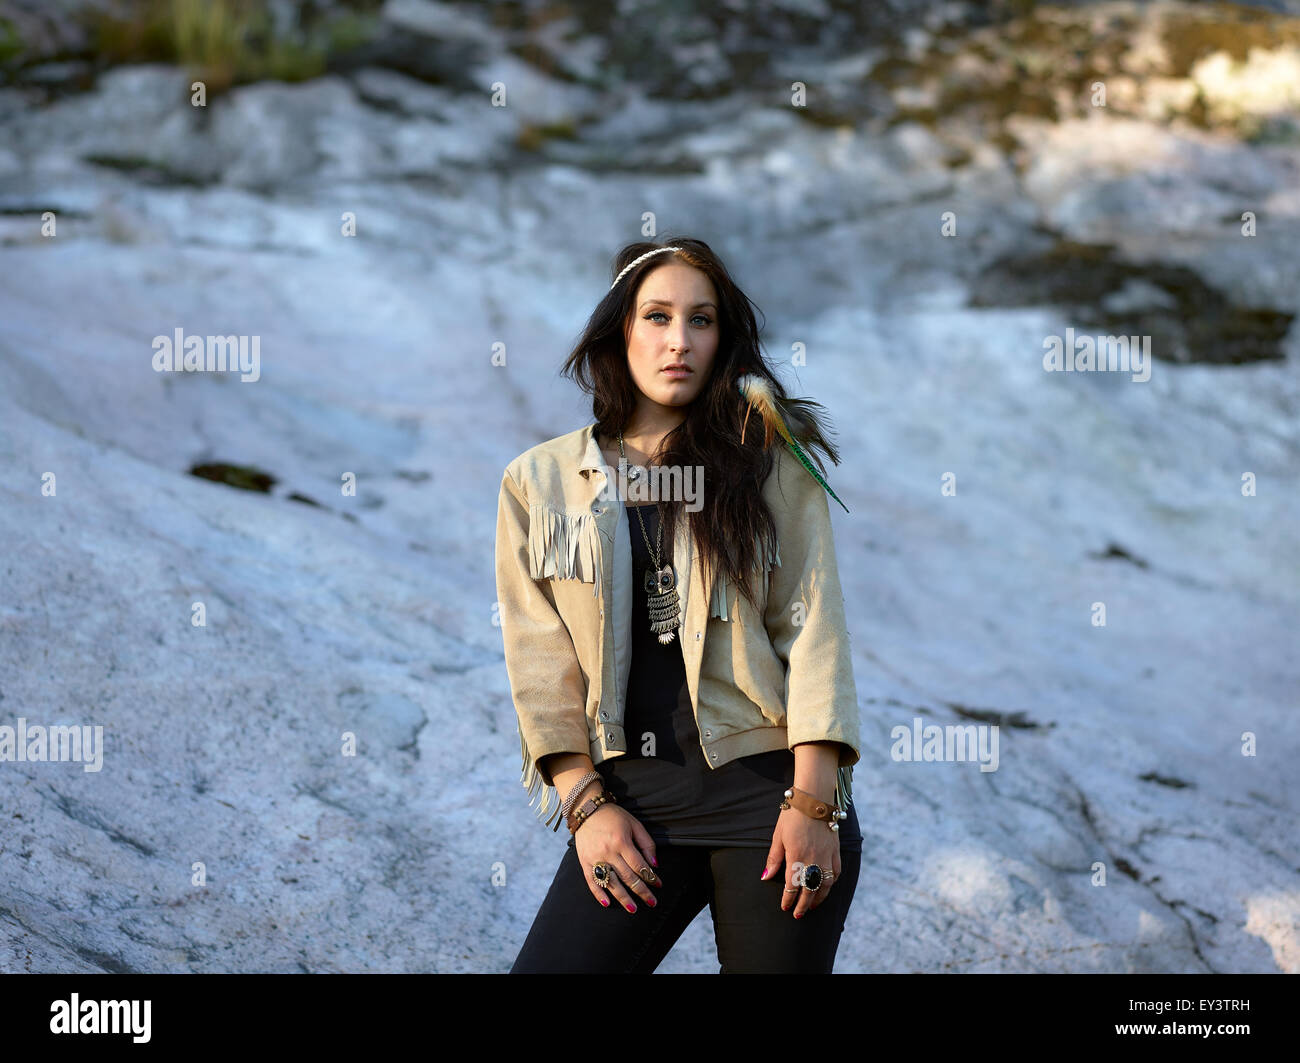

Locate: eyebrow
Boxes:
[638,299,717,310]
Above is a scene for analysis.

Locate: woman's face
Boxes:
[623,262,719,417]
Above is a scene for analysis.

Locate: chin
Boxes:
[657,374,705,399]
[656,385,700,406]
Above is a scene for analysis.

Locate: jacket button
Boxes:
[710,751,718,761]
[600,710,609,720]
[606,731,615,742]
[695,631,701,640]
[703,729,711,738]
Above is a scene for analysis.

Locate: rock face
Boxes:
[0,0,1297,974]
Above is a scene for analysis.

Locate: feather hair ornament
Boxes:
[736,373,849,514]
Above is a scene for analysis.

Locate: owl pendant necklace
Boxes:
[618,432,681,644]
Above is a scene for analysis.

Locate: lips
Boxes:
[661,365,692,375]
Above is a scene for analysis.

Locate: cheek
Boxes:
[630,349,660,384]
[629,322,658,360]
[698,332,719,364]
[625,330,651,371]
[695,345,719,382]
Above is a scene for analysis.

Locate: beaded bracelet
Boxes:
[567,789,617,834]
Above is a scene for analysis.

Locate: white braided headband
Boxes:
[609,245,683,291]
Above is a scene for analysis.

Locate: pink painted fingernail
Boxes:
[650,856,658,867]
[760,867,769,880]
[600,896,609,907]
[625,903,636,913]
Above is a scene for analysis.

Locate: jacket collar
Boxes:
[578,422,606,479]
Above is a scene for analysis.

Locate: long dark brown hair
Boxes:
[560,236,843,615]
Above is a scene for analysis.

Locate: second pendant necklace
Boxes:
[618,432,682,644]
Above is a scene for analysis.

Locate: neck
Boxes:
[618,404,685,459]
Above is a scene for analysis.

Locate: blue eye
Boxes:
[646,311,712,326]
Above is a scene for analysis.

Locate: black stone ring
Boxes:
[798,864,826,892]
[592,862,613,888]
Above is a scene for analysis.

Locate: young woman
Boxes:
[495,237,863,973]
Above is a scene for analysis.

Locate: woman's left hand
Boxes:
[763,807,840,919]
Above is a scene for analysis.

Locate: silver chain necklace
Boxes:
[618,432,681,644]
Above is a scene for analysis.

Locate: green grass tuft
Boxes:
[89,0,378,96]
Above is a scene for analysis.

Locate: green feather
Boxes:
[785,435,850,514]
[737,374,850,514]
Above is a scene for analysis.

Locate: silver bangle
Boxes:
[560,770,603,818]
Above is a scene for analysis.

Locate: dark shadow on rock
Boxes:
[1139,772,1194,789]
[1088,542,1150,568]
[189,462,277,493]
[969,235,1292,365]
[944,703,1055,732]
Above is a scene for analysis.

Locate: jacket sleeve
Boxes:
[762,449,862,810]
[495,466,591,828]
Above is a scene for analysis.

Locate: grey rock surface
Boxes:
[0,0,1297,973]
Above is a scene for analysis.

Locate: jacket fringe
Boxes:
[835,762,854,814]
[528,502,600,596]
[709,536,781,621]
[518,725,564,831]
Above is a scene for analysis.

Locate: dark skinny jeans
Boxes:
[510,835,861,973]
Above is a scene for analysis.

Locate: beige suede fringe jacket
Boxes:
[494,421,861,831]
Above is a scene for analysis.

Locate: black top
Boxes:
[593,502,863,851]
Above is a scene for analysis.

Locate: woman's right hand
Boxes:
[574,803,662,912]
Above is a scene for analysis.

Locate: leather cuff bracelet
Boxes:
[779,786,847,832]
